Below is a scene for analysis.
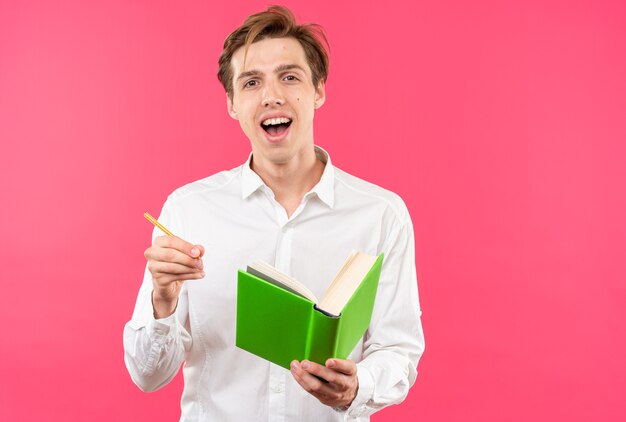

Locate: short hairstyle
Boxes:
[217,5,329,98]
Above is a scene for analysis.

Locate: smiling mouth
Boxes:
[261,117,292,136]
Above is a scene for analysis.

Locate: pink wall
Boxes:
[1,0,625,420]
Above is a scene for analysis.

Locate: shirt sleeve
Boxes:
[344,213,425,419]
[123,201,192,392]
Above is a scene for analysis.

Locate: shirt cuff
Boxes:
[344,364,375,418]
[149,312,178,336]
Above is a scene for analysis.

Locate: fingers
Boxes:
[146,236,204,268]
[291,361,335,396]
[291,359,359,407]
[192,244,205,259]
[148,264,206,285]
[291,360,352,390]
[146,245,203,272]
[145,236,205,282]
[326,358,357,376]
[154,236,202,259]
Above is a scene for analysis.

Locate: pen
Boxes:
[143,212,175,236]
[143,212,204,258]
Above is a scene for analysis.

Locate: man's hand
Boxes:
[290,358,358,409]
[144,235,205,318]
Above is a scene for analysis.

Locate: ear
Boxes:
[227,93,238,120]
[314,81,326,109]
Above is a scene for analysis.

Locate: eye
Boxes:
[283,75,299,82]
[244,79,258,88]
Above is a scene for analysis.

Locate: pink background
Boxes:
[1,0,625,420]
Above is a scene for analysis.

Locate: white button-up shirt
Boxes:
[124,147,425,421]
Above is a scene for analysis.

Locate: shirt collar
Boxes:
[241,152,266,199]
[240,145,335,208]
[309,146,335,208]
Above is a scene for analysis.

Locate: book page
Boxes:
[317,252,378,316]
[321,250,358,298]
[247,260,319,303]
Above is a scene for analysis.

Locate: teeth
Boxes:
[262,117,291,126]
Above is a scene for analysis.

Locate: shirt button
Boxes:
[273,383,284,393]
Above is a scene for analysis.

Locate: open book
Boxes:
[247,251,379,316]
[236,251,383,369]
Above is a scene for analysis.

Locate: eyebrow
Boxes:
[274,64,307,74]
[236,64,307,83]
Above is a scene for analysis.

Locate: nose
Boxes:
[261,82,285,107]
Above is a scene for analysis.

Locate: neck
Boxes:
[251,147,325,217]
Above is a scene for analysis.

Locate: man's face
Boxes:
[227,37,325,166]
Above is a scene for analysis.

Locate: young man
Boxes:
[124,6,424,421]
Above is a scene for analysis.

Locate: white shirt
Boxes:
[124,147,425,421]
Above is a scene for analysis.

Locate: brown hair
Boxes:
[217,5,329,98]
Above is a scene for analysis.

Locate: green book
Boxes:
[236,251,384,369]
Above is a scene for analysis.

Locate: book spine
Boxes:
[304,306,341,366]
